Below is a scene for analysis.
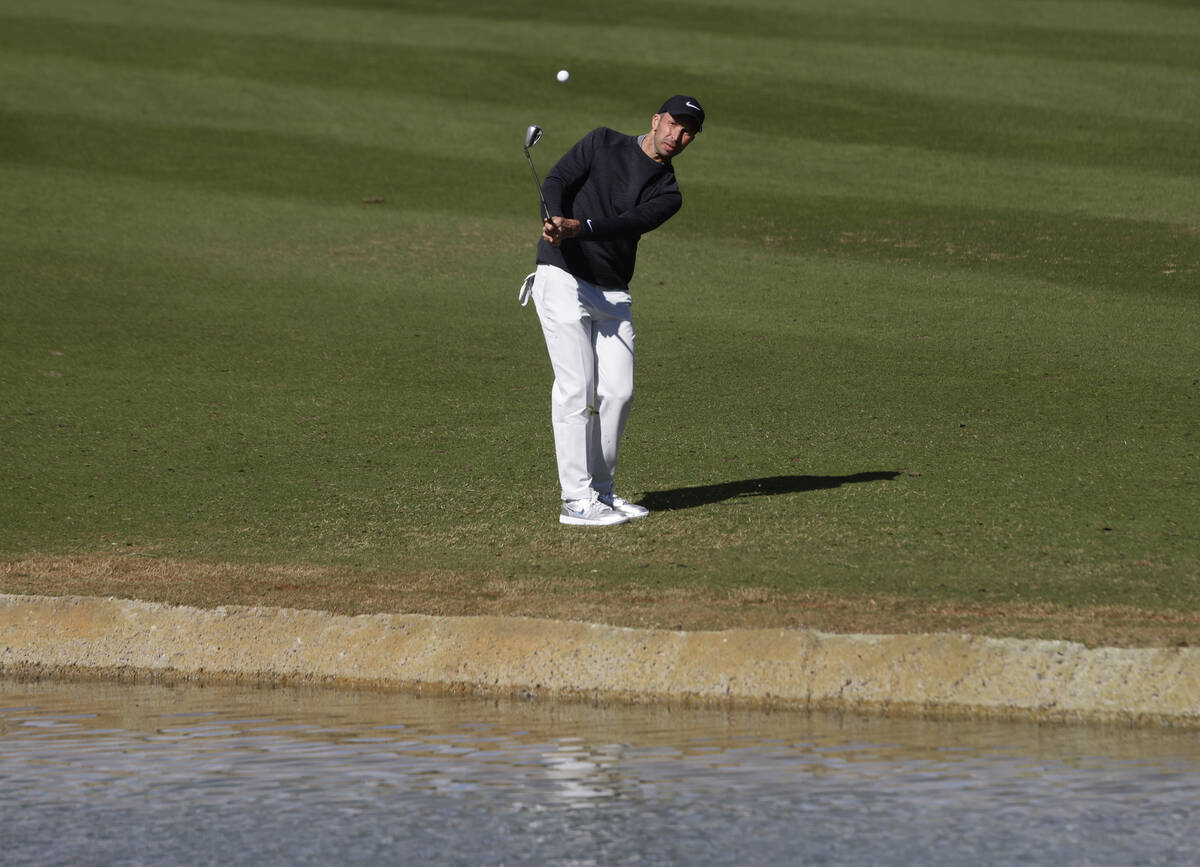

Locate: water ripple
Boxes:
[2,679,1199,866]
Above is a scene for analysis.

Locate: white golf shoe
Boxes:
[560,493,630,526]
[598,492,649,519]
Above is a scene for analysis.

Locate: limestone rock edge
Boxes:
[2,594,1197,727]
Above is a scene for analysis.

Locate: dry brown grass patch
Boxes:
[3,553,1198,648]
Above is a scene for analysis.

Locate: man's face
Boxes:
[648,111,699,161]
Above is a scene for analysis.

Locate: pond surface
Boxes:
[2,679,1198,865]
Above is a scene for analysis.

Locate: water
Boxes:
[2,679,1198,866]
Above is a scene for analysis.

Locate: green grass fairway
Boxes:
[2,0,1198,645]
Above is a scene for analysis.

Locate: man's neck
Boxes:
[638,134,667,165]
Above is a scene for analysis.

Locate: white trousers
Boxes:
[532,264,635,502]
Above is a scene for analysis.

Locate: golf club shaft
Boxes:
[524,150,551,223]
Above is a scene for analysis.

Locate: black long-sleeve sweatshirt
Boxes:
[535,127,682,291]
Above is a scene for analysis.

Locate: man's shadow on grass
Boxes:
[638,471,901,511]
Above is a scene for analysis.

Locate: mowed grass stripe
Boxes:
[282,0,1200,49]
[695,138,1199,225]
[684,193,1196,295]
[7,45,1198,217]
[0,54,547,162]
[0,13,558,105]
[7,5,1197,126]
[5,80,1196,273]
[24,0,1199,56]
[6,104,1192,300]
[4,49,1195,292]
[1,109,528,214]
[2,3,1190,306]
[6,6,1198,128]
[5,6,1196,187]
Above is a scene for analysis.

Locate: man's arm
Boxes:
[540,130,594,247]
[570,191,682,240]
[542,191,681,246]
[541,130,595,220]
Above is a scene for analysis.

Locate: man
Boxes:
[529,95,705,526]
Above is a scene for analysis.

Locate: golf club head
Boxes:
[522,124,550,222]
[523,124,543,152]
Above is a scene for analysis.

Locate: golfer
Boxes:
[530,95,705,526]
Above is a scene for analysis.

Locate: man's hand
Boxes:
[541,216,582,247]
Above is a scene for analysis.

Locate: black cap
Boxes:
[658,95,705,132]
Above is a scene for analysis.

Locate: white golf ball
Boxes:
[556,69,570,83]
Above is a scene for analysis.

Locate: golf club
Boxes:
[523,124,551,223]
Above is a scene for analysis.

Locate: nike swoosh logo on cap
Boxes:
[686,101,700,110]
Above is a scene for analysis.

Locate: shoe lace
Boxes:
[568,492,601,513]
